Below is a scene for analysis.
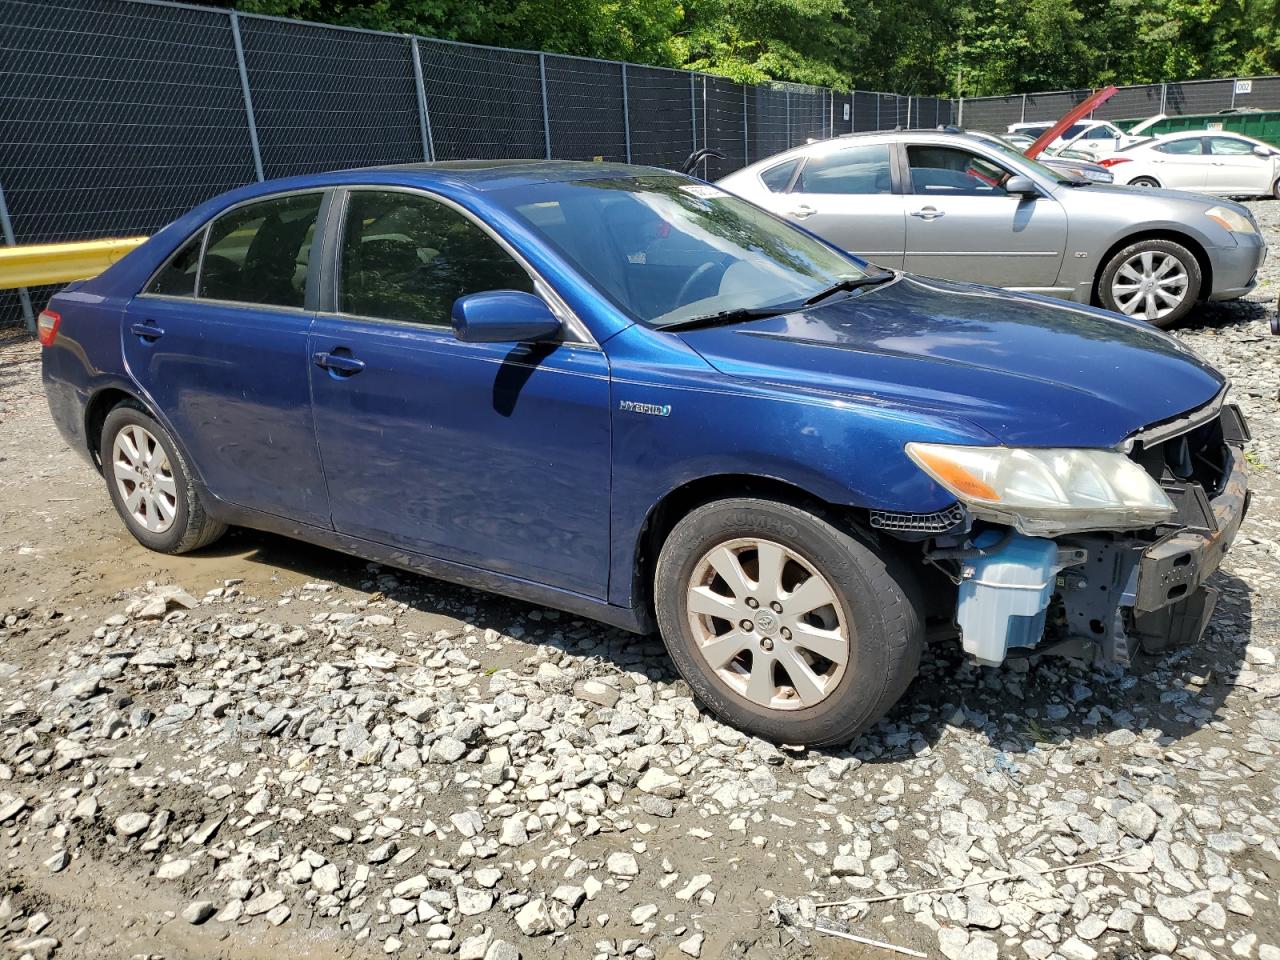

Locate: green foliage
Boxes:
[225,0,1280,97]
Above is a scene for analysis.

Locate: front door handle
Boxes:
[129,321,164,341]
[313,351,365,376]
[789,204,816,219]
[910,207,944,220]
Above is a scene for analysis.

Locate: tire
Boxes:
[1097,237,1202,328]
[100,400,226,554]
[1128,176,1160,188]
[1272,177,1280,201]
[653,498,923,747]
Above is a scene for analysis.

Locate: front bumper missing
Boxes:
[1129,446,1248,652]
[945,445,1248,665]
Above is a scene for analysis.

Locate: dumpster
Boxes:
[1118,110,1280,148]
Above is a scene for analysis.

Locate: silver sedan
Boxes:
[718,130,1268,326]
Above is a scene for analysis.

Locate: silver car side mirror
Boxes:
[1005,175,1039,197]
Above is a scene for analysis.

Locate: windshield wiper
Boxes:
[661,304,796,332]
[803,271,896,306]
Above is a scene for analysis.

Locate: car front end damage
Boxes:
[892,395,1250,666]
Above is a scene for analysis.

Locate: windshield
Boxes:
[979,137,1079,184]
[496,175,867,328]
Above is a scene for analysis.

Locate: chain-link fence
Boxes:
[0,0,960,329]
[958,77,1280,132]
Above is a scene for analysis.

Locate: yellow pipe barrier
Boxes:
[0,236,148,290]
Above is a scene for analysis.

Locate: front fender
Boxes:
[603,324,995,609]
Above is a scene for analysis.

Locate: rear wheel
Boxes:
[1128,176,1160,188]
[653,498,923,746]
[1272,177,1280,201]
[100,401,226,554]
[1097,238,1201,328]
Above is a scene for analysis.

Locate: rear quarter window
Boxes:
[759,159,800,192]
[145,231,203,297]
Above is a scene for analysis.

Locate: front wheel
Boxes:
[1128,176,1160,188]
[100,401,226,554]
[653,498,923,747]
[1097,238,1201,328]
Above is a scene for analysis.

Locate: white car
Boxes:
[1007,120,1142,156]
[1097,131,1280,198]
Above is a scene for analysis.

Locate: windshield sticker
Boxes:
[679,184,729,200]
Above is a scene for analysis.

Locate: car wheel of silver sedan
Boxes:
[653,497,923,746]
[1097,238,1201,329]
[100,400,226,554]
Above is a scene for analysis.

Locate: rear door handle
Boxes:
[313,351,365,376]
[789,204,816,219]
[130,321,164,341]
[910,207,944,220]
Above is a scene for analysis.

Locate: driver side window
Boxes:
[906,145,1010,196]
[339,191,535,325]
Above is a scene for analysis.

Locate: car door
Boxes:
[122,191,331,527]
[764,142,905,268]
[1148,137,1209,190]
[307,187,612,599]
[901,143,1067,289]
[1205,136,1272,194]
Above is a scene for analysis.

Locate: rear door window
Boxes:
[1154,138,1204,155]
[794,144,894,194]
[338,190,535,325]
[198,193,323,308]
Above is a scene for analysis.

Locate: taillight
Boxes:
[37,309,61,347]
[1097,157,1130,168]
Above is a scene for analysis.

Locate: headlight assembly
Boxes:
[1205,206,1257,235]
[905,442,1175,535]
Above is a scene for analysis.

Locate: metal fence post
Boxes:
[409,38,434,162]
[876,94,881,131]
[957,96,964,126]
[538,53,552,160]
[690,74,697,152]
[850,91,855,132]
[0,176,35,333]
[1230,77,1237,109]
[701,76,708,175]
[1159,83,1167,114]
[785,90,791,145]
[620,63,632,164]
[742,85,749,164]
[229,11,264,182]
[906,95,912,129]
[1020,93,1027,122]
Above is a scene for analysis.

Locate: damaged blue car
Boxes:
[40,161,1250,746]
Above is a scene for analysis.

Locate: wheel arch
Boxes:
[627,473,877,630]
[1091,229,1213,307]
[84,386,151,472]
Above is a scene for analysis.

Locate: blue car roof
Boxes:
[216,160,671,203]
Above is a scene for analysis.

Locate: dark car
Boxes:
[40,161,1249,745]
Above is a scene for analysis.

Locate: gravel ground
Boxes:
[0,202,1277,960]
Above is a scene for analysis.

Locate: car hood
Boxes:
[676,274,1225,447]
[1058,181,1253,213]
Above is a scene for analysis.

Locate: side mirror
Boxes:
[451,290,562,344]
[1005,175,1039,197]
[1253,144,1273,158]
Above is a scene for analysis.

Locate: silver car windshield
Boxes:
[501,175,869,328]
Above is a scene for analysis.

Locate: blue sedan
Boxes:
[40,161,1249,745]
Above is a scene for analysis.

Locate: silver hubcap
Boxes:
[1111,250,1188,321]
[112,424,177,534]
[685,538,849,711]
